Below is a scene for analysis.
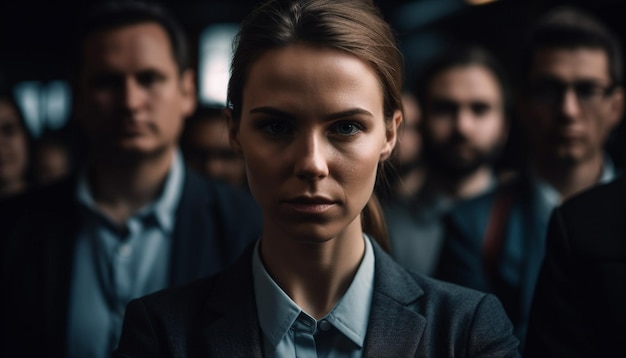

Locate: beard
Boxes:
[423,134,502,178]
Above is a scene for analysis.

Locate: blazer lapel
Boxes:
[364,242,426,357]
[201,244,263,357]
[170,169,222,286]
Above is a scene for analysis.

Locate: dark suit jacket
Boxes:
[436,176,547,347]
[0,169,262,358]
[524,176,626,357]
[114,240,520,357]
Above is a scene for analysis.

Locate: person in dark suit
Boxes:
[114,0,520,356]
[436,6,624,348]
[0,2,261,357]
[524,176,626,357]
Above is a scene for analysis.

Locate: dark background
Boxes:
[2,0,626,86]
[1,0,626,167]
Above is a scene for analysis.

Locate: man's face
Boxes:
[422,65,507,176]
[185,117,246,187]
[77,22,195,159]
[395,93,422,172]
[0,100,28,186]
[522,48,623,166]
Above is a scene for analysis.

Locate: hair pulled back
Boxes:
[227,0,403,251]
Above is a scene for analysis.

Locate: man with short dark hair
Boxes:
[383,45,510,275]
[0,2,261,357]
[436,6,623,348]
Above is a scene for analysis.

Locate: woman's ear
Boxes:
[225,109,242,155]
[380,109,402,161]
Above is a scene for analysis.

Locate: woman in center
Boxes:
[115,0,519,356]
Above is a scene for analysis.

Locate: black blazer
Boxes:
[0,169,262,358]
[525,176,626,357]
[114,241,520,357]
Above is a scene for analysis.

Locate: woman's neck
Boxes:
[259,218,365,319]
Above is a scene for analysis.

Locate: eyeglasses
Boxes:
[529,79,616,109]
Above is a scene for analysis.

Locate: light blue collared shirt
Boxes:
[67,151,185,358]
[253,235,375,358]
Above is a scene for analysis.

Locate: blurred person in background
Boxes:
[387,92,425,198]
[437,7,623,348]
[180,105,247,188]
[33,129,75,186]
[0,2,261,357]
[383,45,510,275]
[0,90,32,199]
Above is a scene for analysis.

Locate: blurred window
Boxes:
[198,24,239,107]
[13,80,71,137]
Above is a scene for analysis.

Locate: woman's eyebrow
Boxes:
[249,107,374,121]
[249,107,295,120]
[324,108,374,121]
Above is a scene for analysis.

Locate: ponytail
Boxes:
[361,193,391,253]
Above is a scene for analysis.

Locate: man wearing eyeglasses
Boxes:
[436,6,623,350]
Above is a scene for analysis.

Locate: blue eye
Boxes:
[332,121,362,136]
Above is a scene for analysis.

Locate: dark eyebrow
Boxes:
[249,107,295,120]
[248,107,374,121]
[324,108,374,121]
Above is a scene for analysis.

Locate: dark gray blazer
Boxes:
[525,176,626,357]
[114,240,520,357]
[0,169,262,358]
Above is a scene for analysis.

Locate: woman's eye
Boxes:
[332,121,363,136]
[264,121,292,135]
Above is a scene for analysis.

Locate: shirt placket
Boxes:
[292,312,318,358]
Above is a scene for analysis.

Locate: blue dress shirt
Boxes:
[253,234,375,358]
[66,151,185,358]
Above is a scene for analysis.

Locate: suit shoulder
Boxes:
[185,169,259,213]
[555,176,626,256]
[412,272,493,307]
[561,176,626,217]
[137,275,218,314]
[0,178,75,224]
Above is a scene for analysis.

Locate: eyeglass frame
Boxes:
[526,77,619,109]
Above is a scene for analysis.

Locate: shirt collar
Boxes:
[530,154,617,218]
[252,234,375,350]
[76,150,185,235]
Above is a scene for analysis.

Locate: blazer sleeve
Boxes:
[524,208,588,357]
[114,298,164,358]
[469,294,521,358]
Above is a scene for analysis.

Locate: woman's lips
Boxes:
[283,197,336,214]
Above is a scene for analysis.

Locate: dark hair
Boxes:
[180,105,227,153]
[76,0,189,73]
[522,6,623,86]
[227,0,403,122]
[0,90,35,185]
[415,44,511,120]
[227,0,402,248]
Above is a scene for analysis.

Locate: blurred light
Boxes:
[466,0,500,5]
[14,81,42,136]
[13,80,71,137]
[199,24,239,106]
[44,81,71,130]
